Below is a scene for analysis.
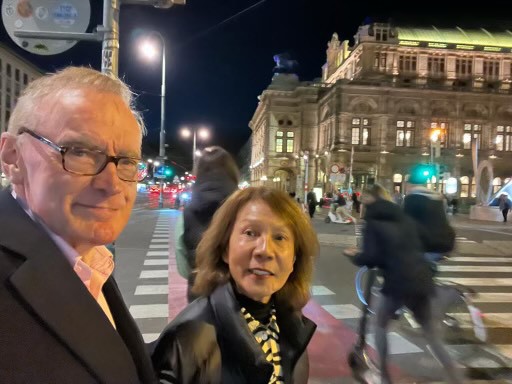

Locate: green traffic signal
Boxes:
[409,163,436,184]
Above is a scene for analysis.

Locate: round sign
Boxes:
[330,164,340,174]
[2,0,91,56]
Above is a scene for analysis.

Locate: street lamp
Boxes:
[139,31,166,208]
[180,126,210,170]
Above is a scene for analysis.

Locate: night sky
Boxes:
[1,0,511,171]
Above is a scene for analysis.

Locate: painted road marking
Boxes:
[140,270,168,279]
[129,304,168,318]
[135,285,168,295]
[146,251,169,257]
[312,285,335,296]
[438,265,512,273]
[144,259,169,266]
[321,304,361,319]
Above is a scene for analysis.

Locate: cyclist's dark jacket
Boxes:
[403,186,455,253]
[353,198,435,299]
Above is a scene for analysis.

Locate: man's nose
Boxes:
[92,162,123,193]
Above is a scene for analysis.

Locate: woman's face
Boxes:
[223,199,296,303]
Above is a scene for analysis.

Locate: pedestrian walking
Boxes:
[498,193,511,223]
[345,184,463,384]
[0,67,155,383]
[176,146,239,303]
[152,187,319,384]
[403,165,455,265]
[351,191,361,213]
[306,189,318,218]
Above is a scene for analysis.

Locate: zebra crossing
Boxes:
[128,212,172,343]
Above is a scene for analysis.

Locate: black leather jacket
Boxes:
[151,283,316,384]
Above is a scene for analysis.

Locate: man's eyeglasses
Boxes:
[18,127,142,182]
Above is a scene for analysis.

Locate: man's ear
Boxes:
[0,132,23,185]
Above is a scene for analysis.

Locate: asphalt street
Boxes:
[114,194,512,383]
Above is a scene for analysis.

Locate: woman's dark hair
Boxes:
[193,146,239,184]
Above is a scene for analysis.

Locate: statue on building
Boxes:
[272,52,299,75]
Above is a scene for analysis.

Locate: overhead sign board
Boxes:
[2,0,91,55]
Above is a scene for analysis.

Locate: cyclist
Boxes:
[345,184,463,384]
[403,168,456,269]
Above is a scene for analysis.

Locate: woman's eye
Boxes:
[244,230,255,237]
[275,234,287,241]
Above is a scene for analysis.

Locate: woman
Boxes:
[152,187,319,384]
[346,184,463,384]
[177,146,239,302]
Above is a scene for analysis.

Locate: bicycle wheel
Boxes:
[434,284,485,345]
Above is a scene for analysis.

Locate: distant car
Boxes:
[149,185,160,193]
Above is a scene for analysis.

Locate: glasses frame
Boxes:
[18,127,142,182]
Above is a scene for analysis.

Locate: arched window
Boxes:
[460,176,469,198]
[493,177,502,194]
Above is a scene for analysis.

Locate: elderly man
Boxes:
[0,67,155,383]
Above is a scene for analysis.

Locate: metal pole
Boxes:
[192,129,197,170]
[158,34,166,209]
[101,0,120,76]
[304,152,309,199]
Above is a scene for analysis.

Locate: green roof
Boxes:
[397,27,512,48]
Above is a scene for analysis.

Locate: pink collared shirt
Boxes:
[12,192,117,328]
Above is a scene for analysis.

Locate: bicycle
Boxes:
[349,264,511,382]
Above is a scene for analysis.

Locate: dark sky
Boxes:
[1,0,511,170]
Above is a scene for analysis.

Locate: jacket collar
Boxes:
[0,190,153,383]
[209,282,316,383]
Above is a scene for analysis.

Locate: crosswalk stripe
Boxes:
[144,259,169,266]
[448,257,512,263]
[129,304,168,318]
[150,238,169,243]
[140,270,168,279]
[438,265,512,273]
[149,244,169,249]
[472,293,512,303]
[446,313,512,328]
[146,251,168,257]
[437,277,512,286]
[135,285,168,295]
[142,333,160,343]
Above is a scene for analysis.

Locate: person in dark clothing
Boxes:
[403,171,456,264]
[351,191,361,213]
[181,146,239,302]
[152,187,319,384]
[498,193,511,222]
[345,184,463,384]
[306,189,318,218]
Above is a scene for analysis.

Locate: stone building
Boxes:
[249,22,512,203]
[0,43,43,187]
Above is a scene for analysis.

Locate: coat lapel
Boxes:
[0,191,140,383]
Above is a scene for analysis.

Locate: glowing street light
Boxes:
[180,126,210,169]
[138,31,167,208]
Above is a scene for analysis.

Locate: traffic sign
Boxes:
[2,0,91,55]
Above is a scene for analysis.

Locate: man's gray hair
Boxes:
[8,66,146,135]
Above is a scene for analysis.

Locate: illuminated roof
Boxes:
[397,27,512,48]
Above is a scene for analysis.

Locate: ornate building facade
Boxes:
[249,22,512,202]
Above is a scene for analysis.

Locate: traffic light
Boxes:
[409,163,436,184]
[164,167,173,177]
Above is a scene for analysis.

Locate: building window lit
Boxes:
[493,177,502,194]
[463,123,481,149]
[456,58,472,78]
[431,121,448,148]
[471,177,476,198]
[428,57,445,76]
[351,117,370,145]
[399,54,417,72]
[374,52,387,70]
[286,131,294,152]
[483,60,499,80]
[396,120,415,147]
[275,131,294,153]
[460,176,469,198]
[496,125,512,151]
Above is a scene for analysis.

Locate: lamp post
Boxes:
[180,126,210,170]
[139,31,166,208]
